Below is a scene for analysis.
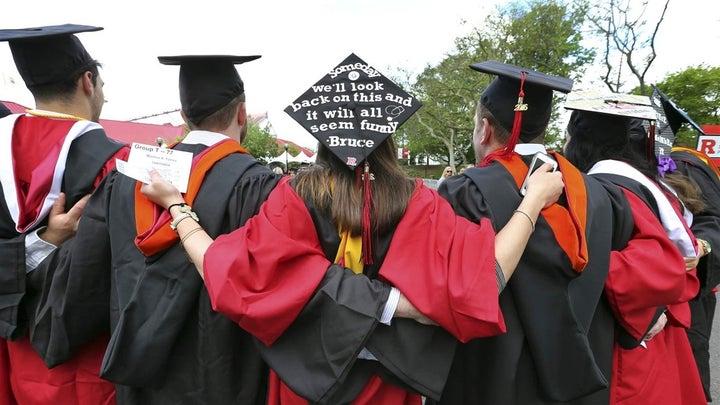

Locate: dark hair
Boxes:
[477,102,511,144]
[293,137,415,236]
[565,112,706,214]
[29,60,101,102]
[189,93,245,131]
[564,111,657,179]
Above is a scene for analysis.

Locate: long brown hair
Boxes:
[293,136,416,236]
[662,172,706,214]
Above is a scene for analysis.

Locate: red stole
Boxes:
[4,116,77,232]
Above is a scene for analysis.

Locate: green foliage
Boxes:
[242,122,279,164]
[406,0,595,160]
[653,65,720,147]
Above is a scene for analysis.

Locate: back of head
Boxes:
[158,54,260,128]
[470,61,573,158]
[564,107,654,177]
[284,53,421,238]
[0,24,102,98]
[295,137,415,236]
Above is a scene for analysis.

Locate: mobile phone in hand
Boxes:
[520,152,558,196]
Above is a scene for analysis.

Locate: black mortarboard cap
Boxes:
[651,85,705,136]
[158,55,261,125]
[0,24,102,87]
[471,61,573,143]
[564,90,659,156]
[284,53,422,169]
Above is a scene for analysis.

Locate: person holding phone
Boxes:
[138,56,564,405]
[519,152,557,196]
[433,62,628,404]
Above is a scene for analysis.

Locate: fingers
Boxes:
[50,192,67,216]
[66,194,91,219]
[539,162,555,172]
[148,168,162,181]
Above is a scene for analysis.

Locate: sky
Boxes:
[1,0,719,149]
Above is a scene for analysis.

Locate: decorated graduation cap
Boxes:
[284,53,422,265]
[284,53,421,169]
[0,24,101,88]
[471,61,573,163]
[565,90,660,163]
[158,55,261,125]
[650,85,705,150]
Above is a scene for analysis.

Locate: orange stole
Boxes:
[494,152,589,272]
[672,146,720,180]
[134,139,248,256]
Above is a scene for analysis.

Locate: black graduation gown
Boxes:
[29,139,280,405]
[0,124,125,340]
[670,149,720,400]
[432,157,631,405]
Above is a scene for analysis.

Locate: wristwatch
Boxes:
[170,205,199,231]
[699,239,712,256]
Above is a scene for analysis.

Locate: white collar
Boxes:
[514,143,546,156]
[181,130,228,147]
[589,159,696,257]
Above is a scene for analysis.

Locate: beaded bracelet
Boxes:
[168,202,189,212]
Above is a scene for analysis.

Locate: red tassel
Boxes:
[481,71,527,167]
[361,161,374,264]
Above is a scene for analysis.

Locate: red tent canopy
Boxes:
[1,100,185,146]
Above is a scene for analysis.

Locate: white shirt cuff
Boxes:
[25,227,57,273]
[356,287,401,361]
[357,348,378,360]
[380,287,401,325]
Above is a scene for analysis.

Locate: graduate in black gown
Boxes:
[433,62,629,404]
[30,54,280,404]
[654,87,720,401]
[0,24,128,405]
[561,94,705,405]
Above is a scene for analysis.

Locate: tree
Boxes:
[406,0,595,163]
[242,121,280,164]
[587,0,670,95]
[406,47,480,169]
[653,65,720,147]
[494,0,595,148]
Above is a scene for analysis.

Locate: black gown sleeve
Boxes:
[678,160,720,292]
[100,163,280,386]
[0,233,29,340]
[28,172,116,367]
